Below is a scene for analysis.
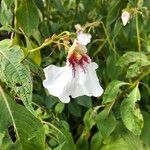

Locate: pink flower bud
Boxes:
[121,11,130,26]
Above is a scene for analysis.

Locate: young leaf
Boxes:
[102,80,129,104]
[0,39,33,112]
[121,84,144,135]
[0,87,45,150]
[16,0,40,36]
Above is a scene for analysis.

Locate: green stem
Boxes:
[136,13,141,52]
[29,31,72,53]
[30,41,52,53]
[14,0,18,29]
[92,39,107,58]
[101,22,117,54]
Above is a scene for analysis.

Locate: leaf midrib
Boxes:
[0,86,21,143]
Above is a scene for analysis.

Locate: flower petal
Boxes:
[43,65,73,103]
[77,33,92,45]
[71,62,103,98]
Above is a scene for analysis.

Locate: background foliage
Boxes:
[0,0,150,149]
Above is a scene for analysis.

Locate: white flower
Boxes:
[121,11,130,26]
[43,33,103,103]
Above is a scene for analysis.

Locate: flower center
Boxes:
[67,53,90,77]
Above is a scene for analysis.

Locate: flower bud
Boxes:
[121,11,130,26]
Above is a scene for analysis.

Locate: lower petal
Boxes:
[43,65,73,103]
[71,62,103,98]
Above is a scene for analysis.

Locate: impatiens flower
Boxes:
[121,10,130,26]
[43,32,103,103]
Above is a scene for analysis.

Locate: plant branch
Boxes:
[136,13,141,52]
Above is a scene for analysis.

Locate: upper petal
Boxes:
[77,32,92,45]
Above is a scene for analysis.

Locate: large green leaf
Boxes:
[126,60,150,78]
[117,52,148,68]
[0,87,45,150]
[16,0,40,36]
[121,84,144,135]
[102,80,129,104]
[101,133,148,150]
[0,39,33,112]
[97,107,117,138]
[117,52,150,78]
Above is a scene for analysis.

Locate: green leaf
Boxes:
[52,0,65,14]
[68,102,81,117]
[120,84,144,135]
[101,133,146,150]
[117,52,148,68]
[76,96,92,108]
[106,0,122,26]
[0,0,13,25]
[16,0,40,36]
[24,37,42,66]
[90,132,102,150]
[97,107,117,138]
[106,52,121,80]
[46,121,76,150]
[126,60,150,78]
[117,52,150,78]
[0,87,45,150]
[141,111,150,145]
[55,102,65,114]
[0,132,5,146]
[102,80,129,104]
[23,58,44,79]
[76,134,89,150]
[0,39,33,112]
[3,0,13,7]
[112,18,122,39]
[39,20,51,38]
[83,108,97,130]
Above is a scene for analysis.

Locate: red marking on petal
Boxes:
[68,53,90,77]
[68,53,78,77]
